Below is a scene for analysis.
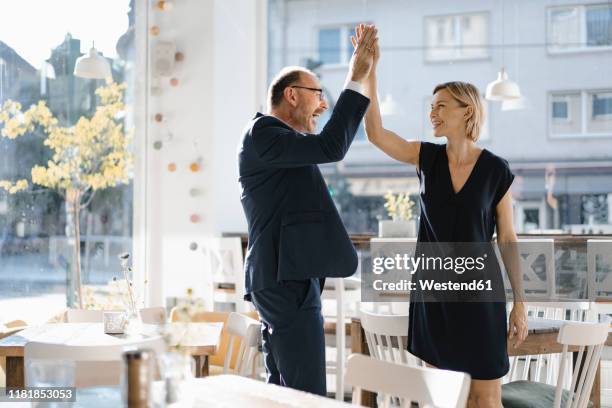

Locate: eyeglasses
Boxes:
[290,85,325,101]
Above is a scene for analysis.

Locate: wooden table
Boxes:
[0,322,223,387]
[351,317,612,408]
[50,375,356,407]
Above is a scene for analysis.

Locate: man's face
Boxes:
[287,73,329,133]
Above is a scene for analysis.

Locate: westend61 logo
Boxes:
[372,253,488,275]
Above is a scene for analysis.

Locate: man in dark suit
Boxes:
[237,25,378,395]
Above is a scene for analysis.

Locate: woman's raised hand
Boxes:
[351,24,380,75]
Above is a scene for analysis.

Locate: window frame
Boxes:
[548,89,612,139]
[551,95,573,123]
[423,11,491,63]
[547,3,612,54]
[591,91,612,120]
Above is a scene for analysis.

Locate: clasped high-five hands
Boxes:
[348,24,379,83]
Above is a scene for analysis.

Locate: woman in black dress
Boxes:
[353,26,528,408]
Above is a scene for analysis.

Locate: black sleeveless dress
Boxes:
[407,141,515,380]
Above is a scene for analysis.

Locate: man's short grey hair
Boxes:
[267,66,317,110]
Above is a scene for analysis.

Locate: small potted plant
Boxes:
[379,191,417,238]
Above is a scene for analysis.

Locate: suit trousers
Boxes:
[250,278,326,396]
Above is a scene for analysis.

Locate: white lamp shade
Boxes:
[485,69,521,101]
[501,96,528,111]
[74,47,111,79]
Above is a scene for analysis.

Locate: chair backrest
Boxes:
[202,237,244,283]
[359,309,418,366]
[169,309,260,370]
[587,240,612,300]
[506,302,593,385]
[523,302,592,322]
[0,319,28,340]
[553,321,609,408]
[500,239,555,298]
[139,307,167,324]
[66,309,104,323]
[224,312,261,376]
[5,319,27,328]
[201,237,247,311]
[25,337,166,387]
[345,354,471,408]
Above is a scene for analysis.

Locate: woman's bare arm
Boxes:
[496,190,528,347]
[363,71,421,166]
[352,25,420,167]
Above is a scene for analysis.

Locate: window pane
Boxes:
[593,93,612,117]
[581,194,609,224]
[586,5,612,47]
[425,16,455,61]
[588,91,612,133]
[319,28,341,64]
[0,1,135,321]
[549,7,581,51]
[524,208,541,231]
[458,13,488,58]
[550,93,581,135]
[552,100,569,119]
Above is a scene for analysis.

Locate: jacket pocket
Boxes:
[278,213,328,280]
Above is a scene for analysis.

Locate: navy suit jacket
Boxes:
[238,89,370,297]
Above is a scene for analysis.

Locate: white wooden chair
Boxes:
[0,319,28,339]
[507,302,593,386]
[322,276,361,400]
[345,354,471,408]
[587,240,612,403]
[502,321,609,408]
[360,309,419,367]
[499,239,556,298]
[201,237,250,313]
[139,307,167,324]
[369,237,416,314]
[223,312,261,377]
[588,240,612,300]
[25,337,166,388]
[66,309,104,323]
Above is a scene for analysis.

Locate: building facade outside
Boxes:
[268,0,612,235]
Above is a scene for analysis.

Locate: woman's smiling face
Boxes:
[430,88,469,138]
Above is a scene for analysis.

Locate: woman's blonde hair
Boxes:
[433,81,485,142]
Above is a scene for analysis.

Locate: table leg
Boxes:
[6,357,24,388]
[350,319,375,408]
[193,356,209,378]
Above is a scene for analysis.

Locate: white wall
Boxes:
[138,0,264,306]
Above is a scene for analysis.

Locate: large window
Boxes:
[424,12,489,62]
[549,90,612,137]
[548,3,612,53]
[0,1,136,322]
[268,0,612,237]
[318,24,358,66]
